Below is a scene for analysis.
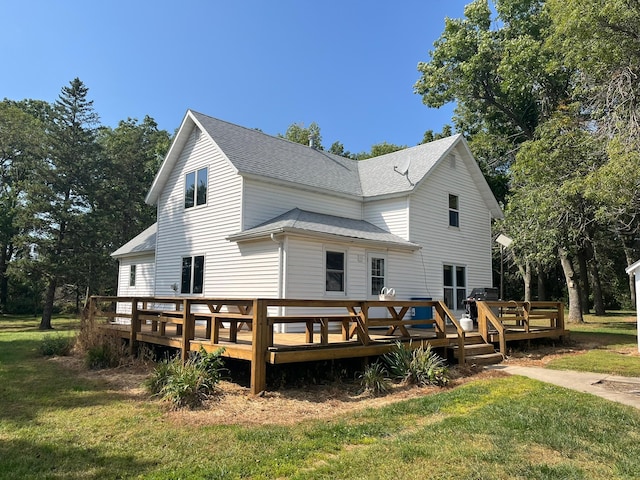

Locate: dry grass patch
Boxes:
[51,353,504,426]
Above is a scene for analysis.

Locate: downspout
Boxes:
[270,233,285,330]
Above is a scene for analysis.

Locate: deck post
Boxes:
[181,299,194,362]
[130,298,140,356]
[87,296,96,323]
[250,298,269,394]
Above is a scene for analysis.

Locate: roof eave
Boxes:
[146,111,196,205]
[227,227,421,251]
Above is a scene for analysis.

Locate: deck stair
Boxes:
[449,334,504,366]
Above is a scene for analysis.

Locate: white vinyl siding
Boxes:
[117,254,155,297]
[408,144,493,311]
[154,128,241,297]
[242,179,362,229]
[363,197,409,239]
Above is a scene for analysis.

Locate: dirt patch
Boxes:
[596,380,640,396]
[169,369,509,427]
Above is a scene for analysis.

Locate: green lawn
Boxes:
[1,314,640,479]
[545,312,640,376]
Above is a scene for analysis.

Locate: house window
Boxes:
[443,264,466,310]
[325,250,345,293]
[129,265,136,287]
[369,256,385,296]
[184,167,208,209]
[449,194,459,227]
[181,255,205,294]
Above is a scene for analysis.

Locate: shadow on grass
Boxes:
[0,337,147,425]
[0,438,155,479]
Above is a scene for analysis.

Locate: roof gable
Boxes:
[146,110,502,218]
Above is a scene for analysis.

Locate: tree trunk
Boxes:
[589,258,606,316]
[517,261,531,301]
[559,246,583,323]
[537,268,547,301]
[39,278,57,330]
[576,248,591,314]
[0,245,8,313]
[623,236,637,307]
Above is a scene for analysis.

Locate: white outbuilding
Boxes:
[624,260,640,353]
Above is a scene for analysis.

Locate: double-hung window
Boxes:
[325,250,345,293]
[185,167,208,209]
[369,256,385,296]
[181,255,205,294]
[443,264,466,310]
[129,265,136,287]
[449,194,459,228]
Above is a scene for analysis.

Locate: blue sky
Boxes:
[3,1,470,154]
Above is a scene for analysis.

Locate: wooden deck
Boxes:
[87,296,567,394]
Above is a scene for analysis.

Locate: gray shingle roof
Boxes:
[357,136,459,196]
[192,112,363,196]
[111,223,157,258]
[146,110,502,219]
[191,111,461,198]
[227,208,420,250]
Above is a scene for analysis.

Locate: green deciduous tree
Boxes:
[415,0,569,160]
[505,108,607,321]
[97,116,170,249]
[549,0,640,304]
[0,101,47,312]
[279,122,322,149]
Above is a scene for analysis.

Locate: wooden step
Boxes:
[463,352,504,366]
[451,343,496,358]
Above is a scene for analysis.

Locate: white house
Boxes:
[624,260,640,353]
[112,110,503,323]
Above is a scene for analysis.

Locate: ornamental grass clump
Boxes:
[383,341,449,387]
[358,362,392,396]
[145,347,226,409]
[39,333,74,356]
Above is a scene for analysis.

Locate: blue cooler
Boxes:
[411,297,433,328]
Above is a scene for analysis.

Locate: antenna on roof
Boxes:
[393,158,414,186]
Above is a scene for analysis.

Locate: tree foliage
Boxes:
[0,79,170,323]
[0,101,47,312]
[415,0,570,170]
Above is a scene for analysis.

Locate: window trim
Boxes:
[180,255,205,295]
[324,248,347,295]
[129,264,136,287]
[443,263,466,310]
[184,167,208,209]
[448,193,460,228]
[368,253,387,298]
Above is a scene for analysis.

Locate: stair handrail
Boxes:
[476,301,507,355]
[435,301,466,364]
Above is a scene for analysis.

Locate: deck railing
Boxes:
[87,295,461,393]
[476,300,566,355]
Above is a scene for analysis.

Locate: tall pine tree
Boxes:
[28,78,100,329]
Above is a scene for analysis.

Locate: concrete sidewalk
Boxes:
[487,364,640,410]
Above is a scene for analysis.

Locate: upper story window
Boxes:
[448,194,459,228]
[185,167,208,209]
[181,255,205,294]
[325,250,345,293]
[129,265,136,287]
